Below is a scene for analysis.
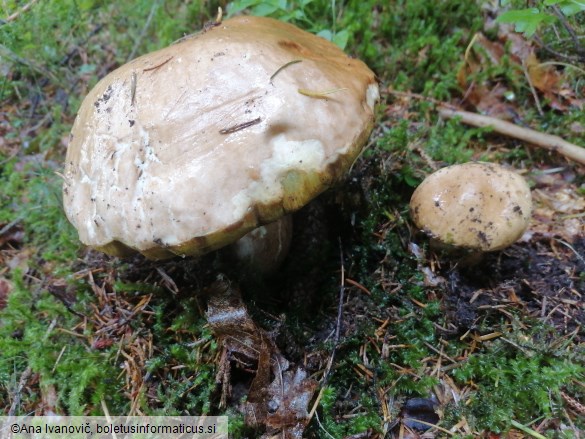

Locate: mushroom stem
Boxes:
[226,215,293,275]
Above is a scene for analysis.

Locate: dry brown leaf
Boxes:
[526,53,560,94]
[458,33,519,118]
[0,277,12,310]
[264,367,317,438]
[458,30,582,116]
[206,278,317,438]
[497,24,534,62]
[526,168,585,242]
[474,84,519,120]
[206,278,275,366]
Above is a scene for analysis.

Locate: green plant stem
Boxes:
[510,419,549,439]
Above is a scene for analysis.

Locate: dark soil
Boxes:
[444,237,585,340]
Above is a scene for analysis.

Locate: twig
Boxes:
[345,278,372,295]
[551,5,584,57]
[219,117,262,135]
[0,44,60,84]
[127,0,160,62]
[307,385,326,423]
[8,367,32,416]
[438,107,585,165]
[143,56,173,72]
[130,72,137,106]
[3,0,39,23]
[314,412,336,439]
[60,24,104,66]
[522,60,544,117]
[321,239,346,385]
[534,35,583,63]
[552,238,585,265]
[51,345,67,373]
[101,399,119,439]
[0,217,23,236]
[402,418,455,436]
[538,61,585,76]
[388,88,450,107]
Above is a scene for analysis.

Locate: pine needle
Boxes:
[298,87,348,98]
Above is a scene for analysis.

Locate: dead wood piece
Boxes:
[438,107,585,165]
[4,0,39,23]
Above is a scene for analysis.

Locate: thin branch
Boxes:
[438,107,585,165]
[8,367,32,416]
[534,35,583,63]
[321,238,346,385]
[3,0,39,23]
[509,419,548,439]
[298,87,348,98]
[522,60,544,117]
[127,0,160,62]
[0,44,60,84]
[550,5,584,57]
[270,59,302,83]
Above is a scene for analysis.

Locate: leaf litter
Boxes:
[205,277,317,438]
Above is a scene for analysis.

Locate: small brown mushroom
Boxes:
[409,162,532,252]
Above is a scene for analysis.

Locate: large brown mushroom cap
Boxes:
[410,162,532,252]
[63,16,379,260]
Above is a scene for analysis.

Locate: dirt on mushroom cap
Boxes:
[62,16,379,260]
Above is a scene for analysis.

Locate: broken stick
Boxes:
[438,107,585,165]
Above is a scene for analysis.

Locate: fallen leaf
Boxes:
[91,338,114,350]
[264,367,318,438]
[457,33,519,119]
[526,53,560,93]
[206,278,317,438]
[0,277,12,310]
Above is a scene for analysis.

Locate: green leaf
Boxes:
[227,0,264,16]
[332,29,350,50]
[557,0,585,16]
[251,2,281,16]
[316,29,333,41]
[496,8,556,37]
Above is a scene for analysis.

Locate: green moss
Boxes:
[313,386,381,437]
[0,271,128,414]
[451,331,584,432]
[0,158,79,266]
[1,0,583,435]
